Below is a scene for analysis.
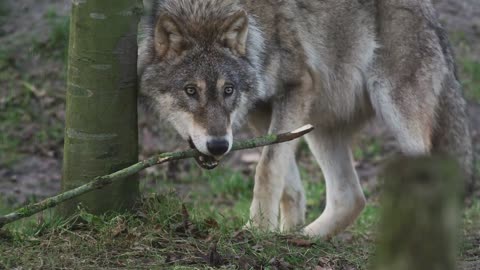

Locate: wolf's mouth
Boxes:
[188,139,219,170]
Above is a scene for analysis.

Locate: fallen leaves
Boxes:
[111,221,127,238]
[206,241,225,267]
[286,237,315,248]
[269,257,293,270]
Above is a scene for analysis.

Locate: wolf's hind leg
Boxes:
[303,131,365,238]
[369,80,433,156]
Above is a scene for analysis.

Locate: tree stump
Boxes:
[372,156,463,270]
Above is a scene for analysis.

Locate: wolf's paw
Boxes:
[242,221,253,230]
[302,198,365,238]
[280,210,306,233]
[243,219,277,232]
[301,224,332,239]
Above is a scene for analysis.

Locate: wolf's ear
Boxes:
[154,15,186,59]
[221,10,249,56]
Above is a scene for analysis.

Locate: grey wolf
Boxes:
[138,0,473,238]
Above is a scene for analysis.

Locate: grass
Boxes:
[1,162,478,269]
[0,192,373,269]
[449,30,480,103]
[0,8,68,166]
[0,2,8,30]
[353,138,383,163]
[0,75,65,165]
[461,59,480,102]
[31,9,69,60]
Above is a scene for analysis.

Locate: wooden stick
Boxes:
[0,125,314,228]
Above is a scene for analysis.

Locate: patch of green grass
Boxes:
[0,192,372,269]
[204,168,253,200]
[301,168,326,222]
[0,81,33,165]
[461,199,480,261]
[35,125,62,144]
[450,31,468,45]
[460,59,480,102]
[464,199,480,230]
[352,204,380,236]
[31,10,69,59]
[0,77,65,165]
[0,48,13,69]
[354,138,383,161]
[0,2,9,28]
[476,158,480,182]
[2,164,479,269]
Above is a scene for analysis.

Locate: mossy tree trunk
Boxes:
[372,157,463,270]
[61,0,143,215]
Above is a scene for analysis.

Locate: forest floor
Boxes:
[0,0,479,269]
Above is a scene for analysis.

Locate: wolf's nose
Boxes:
[207,139,229,156]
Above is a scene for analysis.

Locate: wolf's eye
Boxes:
[224,85,235,96]
[184,85,197,96]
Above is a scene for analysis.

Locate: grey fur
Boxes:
[139,0,473,238]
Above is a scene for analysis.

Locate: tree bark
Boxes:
[372,156,463,270]
[61,0,143,215]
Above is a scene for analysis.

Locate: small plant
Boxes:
[461,59,480,102]
[354,138,383,161]
[0,2,9,29]
[31,10,69,59]
[205,168,253,199]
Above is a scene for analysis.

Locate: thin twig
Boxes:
[0,125,314,228]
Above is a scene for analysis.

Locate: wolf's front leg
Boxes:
[246,144,306,232]
[247,140,299,230]
[246,70,312,231]
[246,104,307,232]
[303,131,366,238]
[280,157,306,231]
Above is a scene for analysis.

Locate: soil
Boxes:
[0,0,479,205]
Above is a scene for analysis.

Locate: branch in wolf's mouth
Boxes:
[0,125,314,228]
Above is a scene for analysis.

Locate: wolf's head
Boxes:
[140,0,264,169]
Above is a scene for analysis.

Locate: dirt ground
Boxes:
[0,0,479,205]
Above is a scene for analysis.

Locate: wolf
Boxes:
[138,0,473,238]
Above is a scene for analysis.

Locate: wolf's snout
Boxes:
[207,138,229,156]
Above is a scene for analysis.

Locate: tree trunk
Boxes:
[61,0,143,215]
[372,156,462,270]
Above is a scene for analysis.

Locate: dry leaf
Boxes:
[206,242,224,267]
[204,217,219,229]
[286,238,315,247]
[111,222,127,237]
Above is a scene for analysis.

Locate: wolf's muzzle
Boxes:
[207,138,229,156]
[188,138,219,170]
